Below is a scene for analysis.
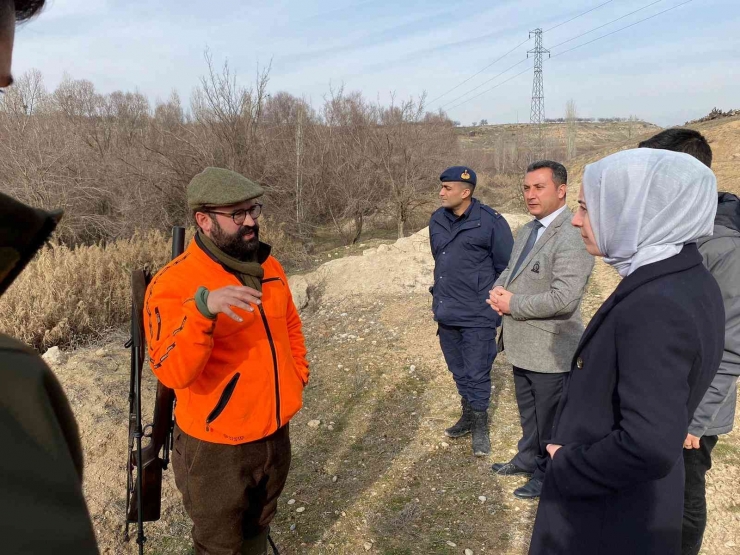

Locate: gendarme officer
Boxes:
[429,166,514,456]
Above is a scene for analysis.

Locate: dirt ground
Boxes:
[47,217,740,554]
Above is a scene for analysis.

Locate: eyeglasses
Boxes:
[205,203,263,225]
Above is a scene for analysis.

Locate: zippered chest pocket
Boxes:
[261,276,288,319]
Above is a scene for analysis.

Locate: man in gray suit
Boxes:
[488,160,594,499]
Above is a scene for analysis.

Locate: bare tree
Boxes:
[565,99,578,161]
[626,114,639,139]
[368,94,456,238]
[0,62,459,252]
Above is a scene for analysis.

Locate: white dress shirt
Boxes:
[535,204,567,242]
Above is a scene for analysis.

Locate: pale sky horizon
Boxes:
[13,0,740,127]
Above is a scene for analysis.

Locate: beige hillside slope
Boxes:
[566,115,740,197]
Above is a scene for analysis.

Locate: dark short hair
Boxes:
[526,160,567,186]
[9,0,46,21]
[638,128,712,168]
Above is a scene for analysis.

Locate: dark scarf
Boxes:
[196,231,265,292]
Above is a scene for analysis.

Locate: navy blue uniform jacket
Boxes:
[530,244,725,555]
[429,198,514,328]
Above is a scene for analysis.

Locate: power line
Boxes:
[549,0,665,50]
[428,0,619,106]
[445,65,533,112]
[439,58,529,109]
[544,0,617,32]
[551,0,695,58]
[446,0,697,113]
[426,37,531,106]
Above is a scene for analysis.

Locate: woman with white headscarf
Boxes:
[529,148,725,555]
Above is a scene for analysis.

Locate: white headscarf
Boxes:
[582,148,717,277]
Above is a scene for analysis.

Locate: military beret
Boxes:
[440,166,477,187]
[187,167,265,210]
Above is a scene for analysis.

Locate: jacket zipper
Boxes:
[258,304,281,430]
[205,372,241,431]
[262,276,284,285]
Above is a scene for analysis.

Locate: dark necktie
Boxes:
[510,220,543,278]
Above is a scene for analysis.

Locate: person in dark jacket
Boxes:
[639,128,740,555]
[0,2,99,553]
[529,148,725,555]
[429,166,514,456]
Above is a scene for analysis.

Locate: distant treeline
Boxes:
[543,116,643,123]
[0,54,460,252]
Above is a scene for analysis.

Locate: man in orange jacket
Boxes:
[145,167,309,555]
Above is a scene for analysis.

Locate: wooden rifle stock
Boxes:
[124,226,185,552]
[126,380,174,522]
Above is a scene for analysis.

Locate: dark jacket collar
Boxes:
[716,192,740,233]
[0,193,63,297]
[433,198,481,227]
[575,243,704,358]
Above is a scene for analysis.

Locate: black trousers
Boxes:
[682,434,719,555]
[511,366,567,480]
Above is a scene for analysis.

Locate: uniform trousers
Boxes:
[172,422,291,555]
[438,323,497,411]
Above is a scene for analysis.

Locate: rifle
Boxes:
[124,226,185,554]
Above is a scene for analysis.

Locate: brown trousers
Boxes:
[172,422,291,555]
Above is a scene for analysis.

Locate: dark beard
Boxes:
[210,219,260,261]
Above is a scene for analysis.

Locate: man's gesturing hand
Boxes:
[206,286,262,322]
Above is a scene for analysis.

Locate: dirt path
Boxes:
[50,260,739,553]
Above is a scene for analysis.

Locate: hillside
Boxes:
[565,115,740,197]
[457,120,661,159]
[42,208,738,555]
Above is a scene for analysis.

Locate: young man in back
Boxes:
[640,128,740,555]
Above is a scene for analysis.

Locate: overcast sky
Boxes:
[13,0,739,126]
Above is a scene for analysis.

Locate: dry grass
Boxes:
[0,231,172,351]
[0,220,307,351]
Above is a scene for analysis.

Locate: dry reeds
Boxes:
[0,221,306,351]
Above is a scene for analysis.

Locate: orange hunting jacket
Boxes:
[144,239,309,445]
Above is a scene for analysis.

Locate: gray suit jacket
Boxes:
[495,207,594,373]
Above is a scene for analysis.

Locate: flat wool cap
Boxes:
[440,166,477,187]
[187,167,265,209]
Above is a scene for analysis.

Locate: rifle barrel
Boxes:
[171,226,185,260]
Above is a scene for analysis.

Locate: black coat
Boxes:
[429,198,514,328]
[530,244,725,555]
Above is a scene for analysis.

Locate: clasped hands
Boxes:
[487,286,513,315]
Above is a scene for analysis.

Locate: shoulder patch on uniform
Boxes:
[481,205,502,219]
